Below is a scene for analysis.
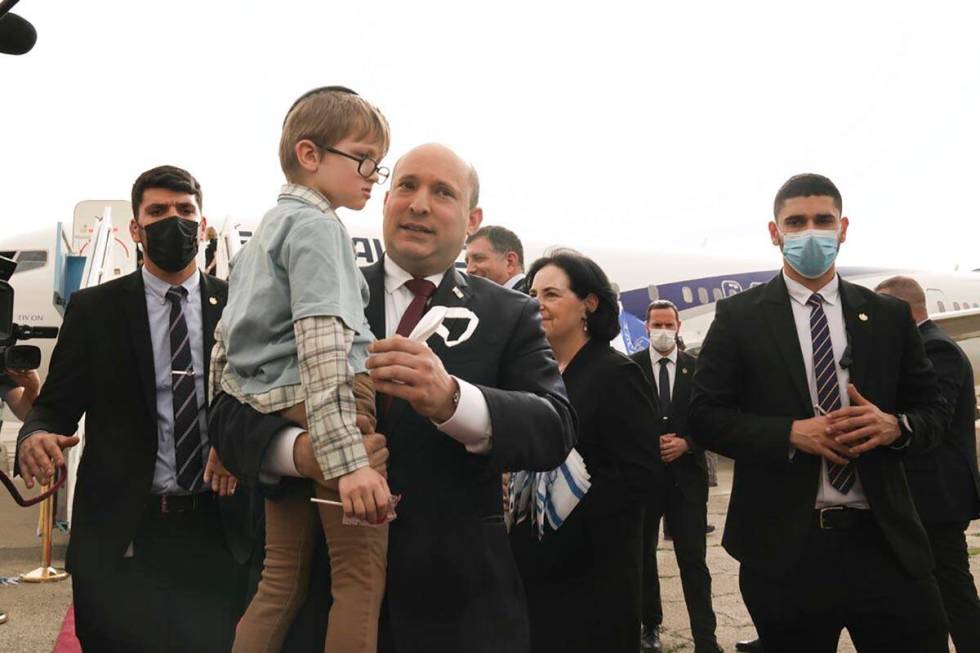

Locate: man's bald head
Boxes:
[392,143,480,210]
[382,143,485,277]
[875,275,928,322]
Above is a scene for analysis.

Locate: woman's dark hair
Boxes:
[527,251,620,342]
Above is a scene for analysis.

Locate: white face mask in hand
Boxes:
[649,328,677,353]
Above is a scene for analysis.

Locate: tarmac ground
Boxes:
[0,458,978,652]
[0,476,70,653]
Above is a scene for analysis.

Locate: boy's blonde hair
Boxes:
[279,87,390,179]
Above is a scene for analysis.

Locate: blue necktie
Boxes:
[808,293,854,493]
[166,286,204,491]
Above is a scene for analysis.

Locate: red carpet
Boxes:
[52,604,81,653]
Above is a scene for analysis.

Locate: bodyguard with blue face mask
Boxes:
[689,173,951,652]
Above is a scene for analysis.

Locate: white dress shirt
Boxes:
[261,258,494,480]
[648,345,677,399]
[783,272,869,509]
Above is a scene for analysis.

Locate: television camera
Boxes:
[0,255,57,371]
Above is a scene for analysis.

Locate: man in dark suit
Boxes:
[211,143,576,652]
[465,224,528,292]
[689,173,950,652]
[876,275,980,652]
[16,166,248,652]
[633,299,722,653]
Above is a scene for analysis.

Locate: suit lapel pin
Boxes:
[452,286,464,299]
[681,367,689,375]
[209,296,219,306]
[858,312,868,322]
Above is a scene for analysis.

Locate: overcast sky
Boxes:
[2,0,978,271]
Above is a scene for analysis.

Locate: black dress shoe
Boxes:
[694,642,724,653]
[640,625,662,652]
[735,638,763,652]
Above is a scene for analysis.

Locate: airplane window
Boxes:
[937,301,946,312]
[12,250,47,274]
[713,288,723,301]
[953,302,961,311]
[0,250,15,260]
[698,287,709,304]
[682,286,693,303]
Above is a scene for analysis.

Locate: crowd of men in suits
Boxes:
[7,153,980,653]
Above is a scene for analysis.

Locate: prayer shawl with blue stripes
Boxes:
[507,448,591,538]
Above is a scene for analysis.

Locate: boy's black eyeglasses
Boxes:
[318,144,390,184]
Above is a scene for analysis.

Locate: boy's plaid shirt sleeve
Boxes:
[294,315,369,479]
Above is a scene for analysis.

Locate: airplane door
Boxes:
[73,200,136,279]
[721,280,743,297]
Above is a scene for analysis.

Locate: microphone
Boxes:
[0,3,36,56]
[21,325,58,339]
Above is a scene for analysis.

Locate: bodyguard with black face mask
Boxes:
[15,165,250,652]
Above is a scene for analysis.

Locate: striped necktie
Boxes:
[807,293,855,493]
[166,286,204,491]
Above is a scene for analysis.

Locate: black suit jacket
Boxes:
[364,260,575,652]
[510,274,530,295]
[904,320,980,523]
[212,260,576,653]
[551,339,664,517]
[15,270,250,574]
[688,273,946,577]
[631,348,709,504]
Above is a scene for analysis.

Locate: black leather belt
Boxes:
[814,506,872,530]
[148,492,213,515]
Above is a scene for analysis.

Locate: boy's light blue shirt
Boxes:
[221,184,374,395]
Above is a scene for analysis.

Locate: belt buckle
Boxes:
[818,506,844,529]
[159,495,194,514]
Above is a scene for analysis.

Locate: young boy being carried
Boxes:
[212,86,391,653]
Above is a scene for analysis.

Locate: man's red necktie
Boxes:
[395,278,438,337]
[383,278,438,414]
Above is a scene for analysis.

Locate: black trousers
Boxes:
[641,477,717,648]
[739,516,949,653]
[926,521,980,653]
[73,498,246,653]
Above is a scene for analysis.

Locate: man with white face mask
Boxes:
[631,300,721,653]
[689,173,950,652]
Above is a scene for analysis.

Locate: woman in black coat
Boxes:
[509,251,664,653]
